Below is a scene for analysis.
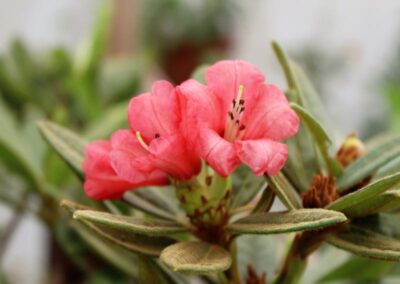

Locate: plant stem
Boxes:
[273,226,340,284]
[226,240,242,284]
[273,234,307,284]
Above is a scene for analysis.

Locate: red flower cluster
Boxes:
[83,60,299,200]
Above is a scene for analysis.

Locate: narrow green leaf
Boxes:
[79,218,175,257]
[227,209,347,235]
[232,169,265,208]
[160,241,232,273]
[327,224,400,261]
[290,103,340,176]
[62,200,175,256]
[123,191,177,221]
[271,41,297,91]
[265,173,301,210]
[375,156,400,180]
[337,135,400,190]
[327,172,400,212]
[317,256,394,283]
[252,187,275,213]
[0,99,42,191]
[134,186,181,216]
[339,190,400,218]
[71,222,141,279]
[60,199,91,215]
[38,121,86,179]
[73,210,188,236]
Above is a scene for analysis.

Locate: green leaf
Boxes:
[122,191,177,221]
[317,256,394,283]
[75,2,112,79]
[327,172,400,212]
[227,209,347,235]
[73,210,188,236]
[160,241,232,273]
[134,186,181,216]
[78,216,175,257]
[375,155,400,180]
[252,187,275,213]
[38,121,86,179]
[265,173,301,210]
[290,103,341,176]
[0,99,43,191]
[338,190,400,218]
[232,167,266,208]
[271,42,297,91]
[337,135,400,190]
[327,222,400,261]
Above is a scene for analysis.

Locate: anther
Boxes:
[239,99,245,105]
[239,125,246,131]
[232,100,236,108]
[240,107,245,113]
[228,112,234,120]
[154,133,160,138]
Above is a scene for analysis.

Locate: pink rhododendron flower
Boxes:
[126,80,201,180]
[178,60,299,177]
[83,131,168,200]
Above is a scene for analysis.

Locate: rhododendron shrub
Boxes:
[40,43,400,284]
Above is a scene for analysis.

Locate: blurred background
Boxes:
[0,0,400,283]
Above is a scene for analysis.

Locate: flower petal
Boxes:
[205,60,265,114]
[110,130,169,184]
[83,140,135,200]
[242,84,300,141]
[128,80,179,142]
[197,128,240,177]
[177,79,224,146]
[149,133,201,180]
[235,139,288,176]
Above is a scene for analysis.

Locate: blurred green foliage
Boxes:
[0,2,144,283]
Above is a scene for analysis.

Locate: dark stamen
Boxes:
[232,99,236,108]
[239,124,246,131]
[240,107,245,113]
[235,120,240,124]
[154,133,160,138]
[239,99,245,105]
[228,112,234,120]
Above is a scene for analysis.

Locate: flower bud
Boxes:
[335,133,366,168]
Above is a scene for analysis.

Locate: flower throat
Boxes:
[224,84,246,142]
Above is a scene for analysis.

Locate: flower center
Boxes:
[224,84,246,142]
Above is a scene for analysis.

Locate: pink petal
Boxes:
[205,60,265,114]
[83,140,135,200]
[110,130,169,184]
[197,128,240,177]
[177,79,224,147]
[128,80,179,142]
[242,84,300,141]
[235,139,288,176]
[149,133,201,180]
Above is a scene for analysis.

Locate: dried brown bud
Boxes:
[246,265,267,284]
[336,133,366,168]
[302,175,339,208]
